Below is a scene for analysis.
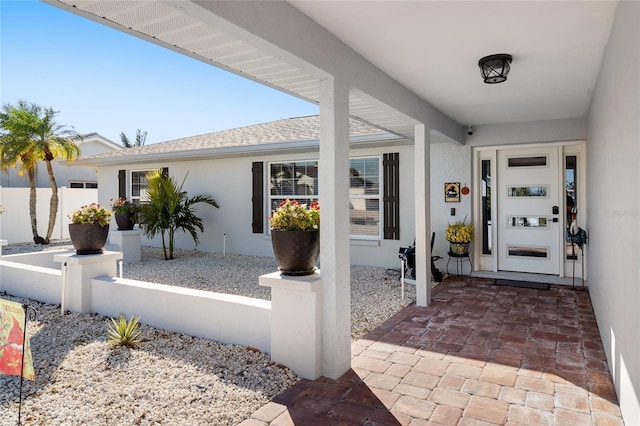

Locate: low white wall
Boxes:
[91,277,271,352]
[0,258,62,305]
[1,250,64,268]
[0,250,272,353]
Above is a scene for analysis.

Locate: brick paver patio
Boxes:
[242,277,624,425]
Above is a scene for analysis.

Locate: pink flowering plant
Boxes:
[270,199,320,231]
[110,197,135,215]
[0,205,6,215]
[68,203,112,226]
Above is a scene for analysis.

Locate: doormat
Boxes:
[492,279,550,290]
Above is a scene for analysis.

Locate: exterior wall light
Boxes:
[478,54,513,84]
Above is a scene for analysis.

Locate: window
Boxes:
[507,156,547,167]
[565,155,578,260]
[267,157,383,238]
[481,159,492,254]
[349,157,380,237]
[130,170,151,205]
[119,168,167,204]
[269,160,318,212]
[69,181,98,189]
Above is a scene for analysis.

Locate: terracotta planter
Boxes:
[68,223,109,255]
[114,212,135,230]
[271,230,320,276]
[449,242,470,255]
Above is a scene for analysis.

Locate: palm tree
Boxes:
[138,170,218,260]
[120,129,147,148]
[0,100,80,244]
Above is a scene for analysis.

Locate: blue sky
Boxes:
[0,1,318,144]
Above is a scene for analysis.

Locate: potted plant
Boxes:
[110,197,136,230]
[445,219,474,255]
[270,199,320,275]
[68,203,112,254]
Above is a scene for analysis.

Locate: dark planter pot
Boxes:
[271,230,320,276]
[68,223,109,255]
[449,242,470,255]
[114,212,135,230]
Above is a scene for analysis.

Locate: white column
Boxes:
[318,76,351,379]
[53,251,123,314]
[108,229,142,263]
[259,271,322,380]
[414,124,432,306]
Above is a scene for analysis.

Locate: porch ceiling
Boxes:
[45,1,617,141]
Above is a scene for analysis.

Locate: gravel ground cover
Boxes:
[0,241,416,425]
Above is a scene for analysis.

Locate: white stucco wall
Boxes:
[97,144,416,269]
[465,117,587,147]
[586,1,640,423]
[429,142,473,275]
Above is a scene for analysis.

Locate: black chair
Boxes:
[430,232,443,282]
[398,232,443,282]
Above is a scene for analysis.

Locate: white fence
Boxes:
[0,249,272,352]
[0,187,97,244]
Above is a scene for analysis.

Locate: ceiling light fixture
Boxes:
[478,54,513,84]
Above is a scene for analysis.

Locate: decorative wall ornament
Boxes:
[444,182,460,203]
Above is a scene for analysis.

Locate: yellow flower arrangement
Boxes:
[445,220,474,243]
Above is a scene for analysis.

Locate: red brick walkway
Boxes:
[242,277,624,425]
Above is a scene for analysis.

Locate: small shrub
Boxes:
[107,314,141,348]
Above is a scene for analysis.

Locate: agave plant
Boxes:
[107,314,142,348]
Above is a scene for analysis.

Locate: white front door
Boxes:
[497,146,562,274]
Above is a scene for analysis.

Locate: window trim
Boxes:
[129,169,155,205]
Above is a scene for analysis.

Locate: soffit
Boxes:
[49,0,432,141]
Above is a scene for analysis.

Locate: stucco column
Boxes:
[318,76,351,379]
[414,123,432,306]
[54,251,123,314]
[108,229,142,263]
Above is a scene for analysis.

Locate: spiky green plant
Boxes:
[107,314,141,348]
[138,170,219,260]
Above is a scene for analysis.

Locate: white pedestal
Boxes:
[259,271,322,380]
[54,251,123,314]
[108,229,141,263]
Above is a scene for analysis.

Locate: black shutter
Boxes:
[383,153,400,240]
[252,161,264,233]
[118,170,126,199]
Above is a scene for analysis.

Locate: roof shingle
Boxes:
[80,115,389,162]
